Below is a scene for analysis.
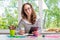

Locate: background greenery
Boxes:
[0,0,60,29]
[43,0,60,29]
[0,0,18,29]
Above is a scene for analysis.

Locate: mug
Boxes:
[10,30,15,36]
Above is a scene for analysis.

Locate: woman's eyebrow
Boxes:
[24,7,31,11]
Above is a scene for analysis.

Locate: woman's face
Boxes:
[24,4,32,16]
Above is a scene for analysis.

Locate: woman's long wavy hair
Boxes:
[21,3,36,24]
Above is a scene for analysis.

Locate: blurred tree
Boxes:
[43,0,60,29]
[0,0,18,29]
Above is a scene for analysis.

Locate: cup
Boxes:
[9,25,16,36]
[10,30,15,36]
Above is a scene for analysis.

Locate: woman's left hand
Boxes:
[32,31,40,36]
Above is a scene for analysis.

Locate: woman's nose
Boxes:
[26,10,29,13]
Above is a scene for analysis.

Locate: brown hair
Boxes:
[21,3,36,24]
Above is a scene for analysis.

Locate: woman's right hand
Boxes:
[19,30,25,35]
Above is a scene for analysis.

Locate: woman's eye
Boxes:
[28,8,30,10]
[28,8,30,9]
[24,8,31,11]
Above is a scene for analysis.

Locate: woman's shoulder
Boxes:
[22,19,32,24]
[18,19,25,24]
[19,18,31,24]
[19,18,26,22]
[19,19,23,22]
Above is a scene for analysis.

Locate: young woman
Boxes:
[17,3,41,35]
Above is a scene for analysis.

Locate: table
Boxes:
[0,34,60,40]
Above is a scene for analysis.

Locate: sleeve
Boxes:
[16,19,25,32]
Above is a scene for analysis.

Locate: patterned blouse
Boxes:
[16,17,41,33]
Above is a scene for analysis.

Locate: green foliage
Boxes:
[44,0,60,29]
[0,0,18,29]
[9,0,18,7]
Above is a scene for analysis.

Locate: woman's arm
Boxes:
[31,19,41,36]
[16,19,25,35]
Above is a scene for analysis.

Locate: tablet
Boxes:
[29,27,38,34]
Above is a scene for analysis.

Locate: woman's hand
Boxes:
[32,31,40,36]
[19,30,25,35]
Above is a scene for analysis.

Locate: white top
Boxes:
[16,17,41,33]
